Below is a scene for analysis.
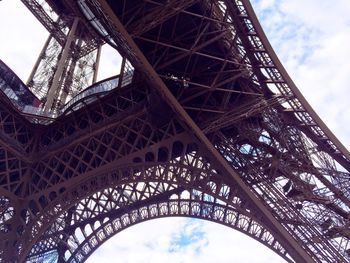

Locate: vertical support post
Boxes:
[92,45,102,84]
[59,38,83,105]
[26,34,53,87]
[2,200,25,263]
[118,56,126,88]
[44,17,79,111]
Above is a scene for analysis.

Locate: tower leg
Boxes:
[92,45,101,84]
[26,34,53,87]
[44,17,80,112]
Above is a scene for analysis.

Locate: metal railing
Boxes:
[60,75,119,114]
[0,59,134,123]
[0,59,40,109]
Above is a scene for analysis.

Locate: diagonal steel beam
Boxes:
[128,0,200,36]
[237,0,350,170]
[95,1,315,262]
[136,34,239,66]
[21,0,101,58]
[21,0,66,46]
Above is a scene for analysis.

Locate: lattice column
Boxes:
[22,0,104,112]
[44,17,80,111]
[26,16,66,105]
[26,21,102,111]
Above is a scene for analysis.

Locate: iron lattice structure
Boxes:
[22,0,104,111]
[0,0,350,262]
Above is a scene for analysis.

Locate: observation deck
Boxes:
[0,59,133,124]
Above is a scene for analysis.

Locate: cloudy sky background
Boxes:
[1,0,350,262]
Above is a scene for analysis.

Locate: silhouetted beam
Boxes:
[128,0,200,36]
[21,0,66,45]
[93,2,316,262]
[136,34,238,66]
[233,0,350,170]
[21,0,101,58]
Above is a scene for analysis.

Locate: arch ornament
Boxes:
[28,184,292,263]
[25,142,294,262]
[16,127,345,263]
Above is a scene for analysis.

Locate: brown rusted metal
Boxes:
[1,1,350,262]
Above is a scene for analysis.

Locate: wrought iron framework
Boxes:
[22,0,104,111]
[0,0,350,262]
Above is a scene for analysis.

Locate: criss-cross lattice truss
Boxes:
[1,0,350,262]
[21,0,104,112]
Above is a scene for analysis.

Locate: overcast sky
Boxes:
[1,0,350,262]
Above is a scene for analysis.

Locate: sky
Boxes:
[1,0,350,262]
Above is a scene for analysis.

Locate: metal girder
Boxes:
[81,1,315,262]
[20,0,66,45]
[0,100,35,162]
[25,145,294,262]
[136,34,239,66]
[21,0,104,112]
[29,193,292,263]
[128,0,200,36]
[233,0,350,170]
[21,0,102,58]
[2,0,350,262]
[66,1,350,262]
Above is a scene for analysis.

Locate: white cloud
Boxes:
[252,0,350,148]
[87,218,284,263]
[0,1,121,83]
[97,44,122,81]
[0,1,50,80]
[280,1,350,32]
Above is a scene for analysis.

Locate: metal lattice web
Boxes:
[0,1,350,263]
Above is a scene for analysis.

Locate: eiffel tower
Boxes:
[1,0,350,262]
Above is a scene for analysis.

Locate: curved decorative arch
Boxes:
[24,150,296,263]
[28,187,292,263]
[22,138,333,263]
[20,137,200,258]
[67,199,292,263]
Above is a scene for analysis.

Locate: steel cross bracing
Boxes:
[21,0,102,56]
[21,0,104,112]
[1,0,350,262]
